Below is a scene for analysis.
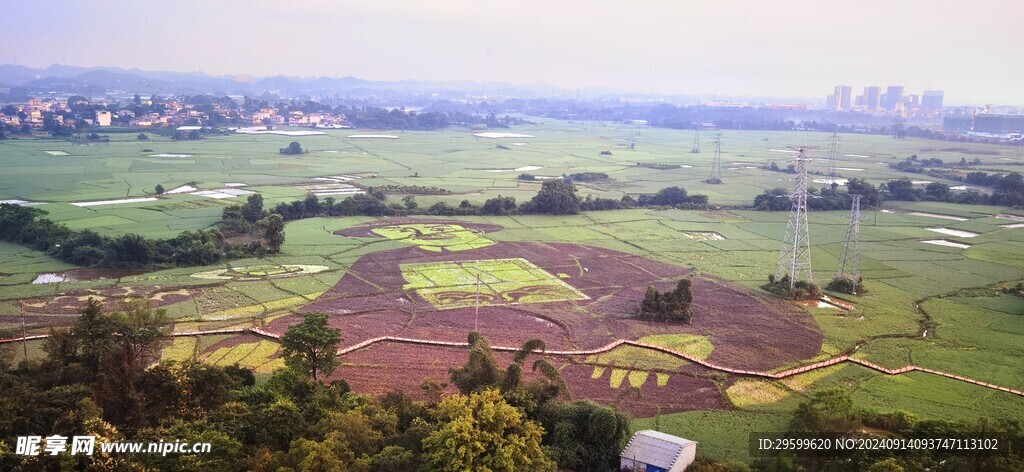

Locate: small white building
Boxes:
[620,430,696,472]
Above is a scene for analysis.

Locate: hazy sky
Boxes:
[2,0,1020,105]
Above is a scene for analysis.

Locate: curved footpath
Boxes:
[4,327,1022,398]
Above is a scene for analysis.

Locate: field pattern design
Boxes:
[371,223,496,252]
[400,258,588,309]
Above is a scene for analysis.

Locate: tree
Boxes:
[280,141,304,155]
[790,388,860,434]
[845,178,882,207]
[401,195,417,210]
[253,213,285,253]
[241,193,265,223]
[538,400,631,472]
[136,133,148,141]
[638,279,694,323]
[481,195,517,215]
[449,332,501,394]
[523,179,580,215]
[421,389,555,471]
[884,178,924,201]
[924,182,952,201]
[94,299,168,426]
[280,312,342,381]
[220,205,250,235]
[154,184,165,194]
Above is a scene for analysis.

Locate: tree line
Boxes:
[238,180,713,224]
[0,203,282,270]
[752,174,1024,211]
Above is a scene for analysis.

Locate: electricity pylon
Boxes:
[705,134,722,184]
[691,122,701,153]
[835,194,863,280]
[825,130,839,184]
[775,149,814,287]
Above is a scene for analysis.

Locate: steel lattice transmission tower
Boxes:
[775,149,814,287]
[835,194,863,280]
[691,122,701,153]
[705,134,722,184]
[825,130,839,184]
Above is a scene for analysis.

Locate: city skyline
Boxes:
[1,0,1021,105]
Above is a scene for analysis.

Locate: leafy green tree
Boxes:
[639,279,694,323]
[482,195,517,215]
[790,388,860,434]
[845,178,882,207]
[93,299,168,426]
[523,179,581,215]
[368,445,415,472]
[154,184,165,194]
[401,195,417,210]
[253,213,286,252]
[241,193,265,223]
[422,388,555,471]
[220,204,250,234]
[73,297,119,369]
[280,141,304,155]
[538,400,631,472]
[449,332,501,394]
[136,133,148,140]
[281,312,342,381]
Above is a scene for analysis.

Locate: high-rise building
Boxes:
[921,90,944,111]
[882,85,904,111]
[864,86,881,111]
[840,85,852,110]
[825,94,837,110]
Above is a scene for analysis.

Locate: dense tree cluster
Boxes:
[278,141,304,155]
[748,388,1024,471]
[0,302,633,471]
[826,274,864,295]
[763,275,821,300]
[881,176,1021,206]
[367,184,452,195]
[444,332,632,471]
[636,186,709,208]
[0,204,269,269]
[638,279,694,323]
[565,172,610,182]
[754,179,882,211]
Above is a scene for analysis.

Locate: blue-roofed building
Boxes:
[620,430,697,472]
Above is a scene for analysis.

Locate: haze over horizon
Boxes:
[2,0,1021,106]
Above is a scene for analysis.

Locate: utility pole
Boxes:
[775,149,814,287]
[474,262,481,332]
[705,134,722,184]
[835,195,863,280]
[826,129,839,184]
[22,316,28,359]
[691,122,701,153]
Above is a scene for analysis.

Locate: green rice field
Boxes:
[2,121,1023,462]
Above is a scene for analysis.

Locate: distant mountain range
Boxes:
[0,64,568,99]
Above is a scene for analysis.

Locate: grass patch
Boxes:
[639,333,714,360]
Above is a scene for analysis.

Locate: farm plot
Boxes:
[301,223,823,374]
[400,258,588,309]
[337,221,501,253]
[199,334,285,373]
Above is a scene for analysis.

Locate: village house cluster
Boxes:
[0,95,352,130]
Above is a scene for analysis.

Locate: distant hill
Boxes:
[0,63,566,99]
